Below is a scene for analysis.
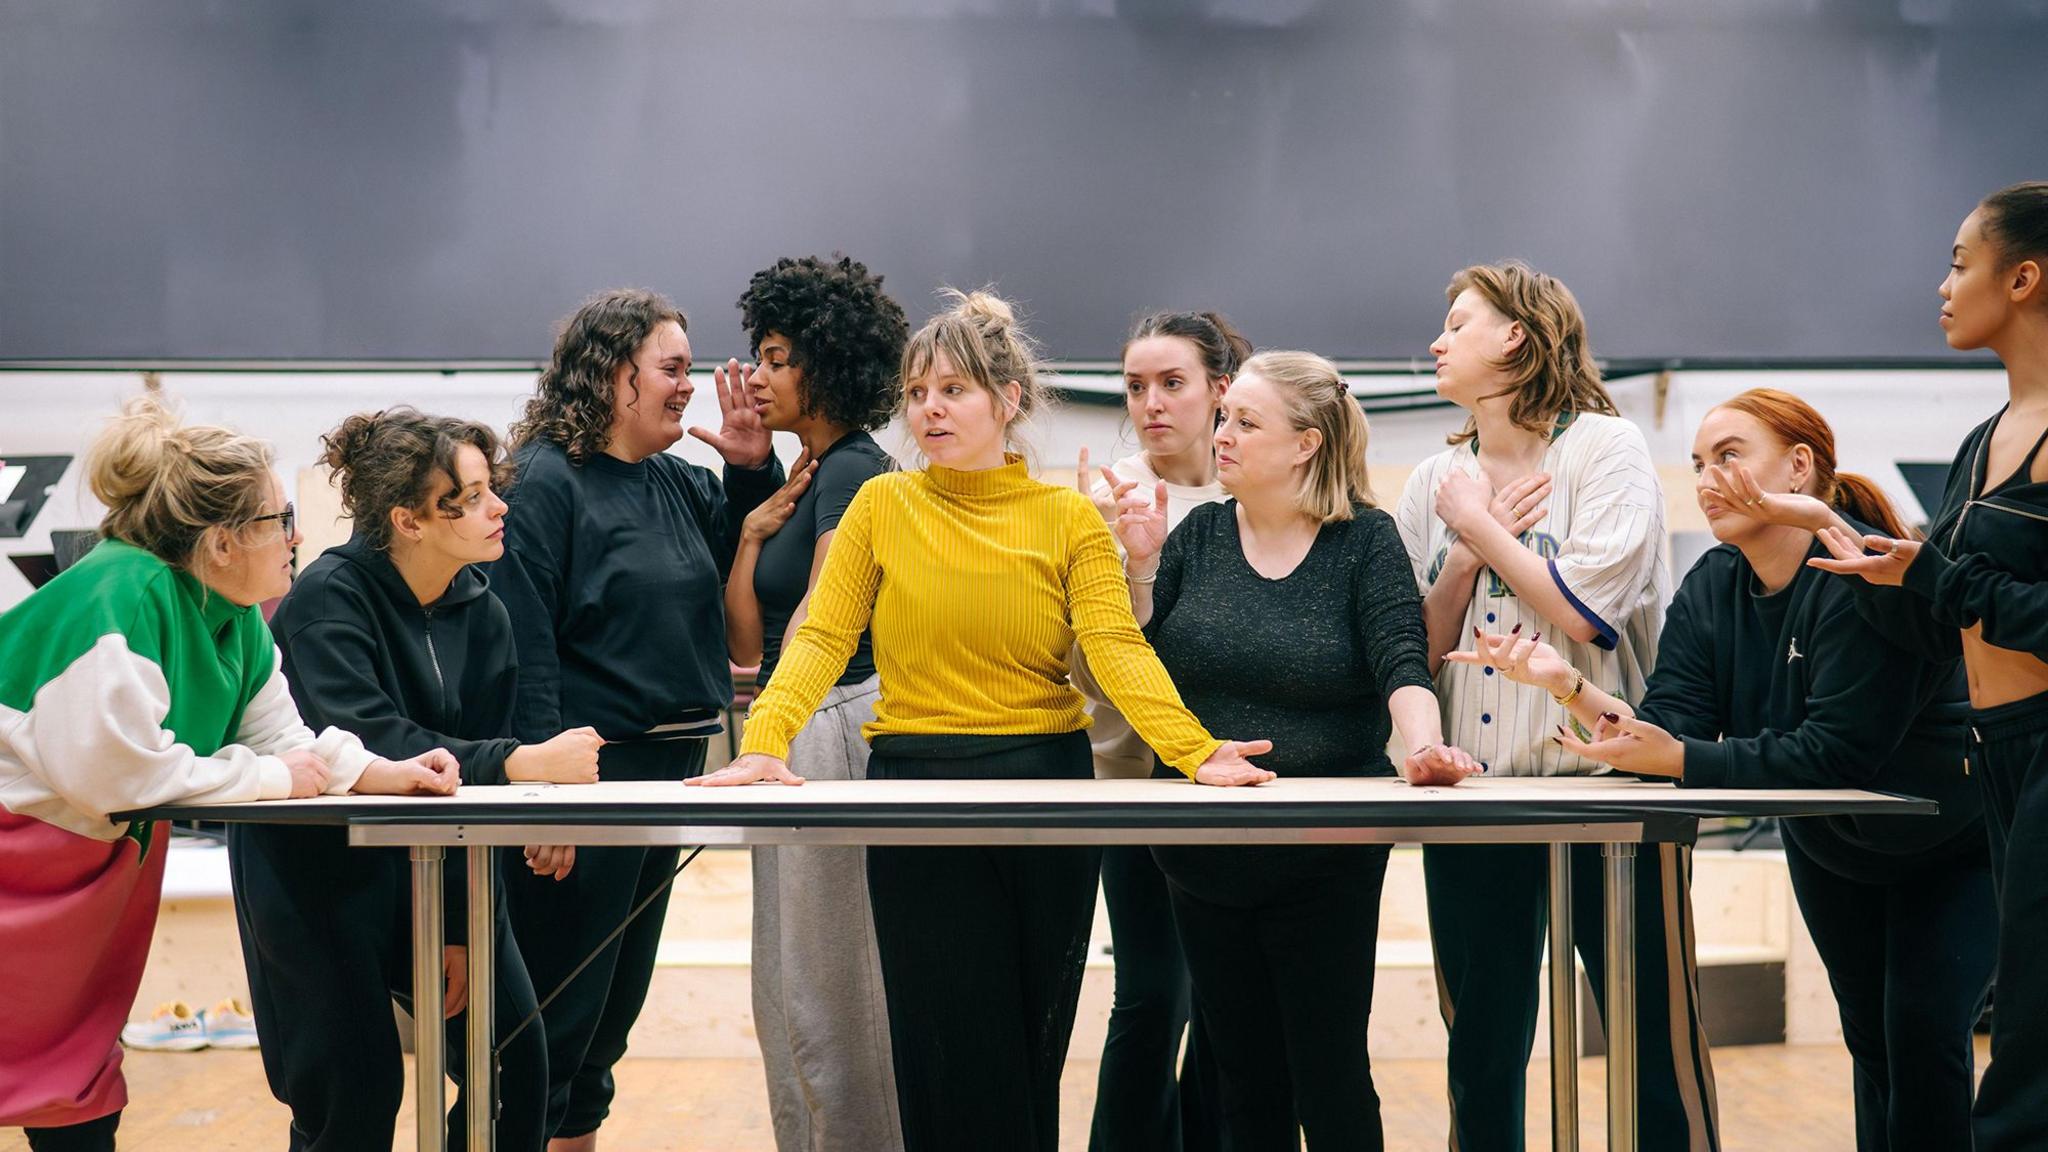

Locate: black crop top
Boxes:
[1858,407,2048,663]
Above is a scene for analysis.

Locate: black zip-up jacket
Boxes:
[245,534,523,944]
[486,439,782,745]
[1852,408,2048,665]
[1644,530,1984,881]
[273,533,522,784]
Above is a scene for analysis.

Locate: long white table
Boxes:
[129,776,1936,1152]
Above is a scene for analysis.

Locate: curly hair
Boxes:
[511,288,687,464]
[738,254,908,433]
[321,408,515,549]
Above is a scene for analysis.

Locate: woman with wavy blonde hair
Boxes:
[695,289,1273,1151]
[0,396,457,1150]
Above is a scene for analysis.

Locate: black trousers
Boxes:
[503,737,706,1139]
[1425,842,1720,1152]
[1783,836,1995,1152]
[228,827,548,1152]
[1970,690,2048,1152]
[1089,844,1221,1152]
[21,1111,118,1152]
[1151,842,1390,1152]
[866,731,1101,1152]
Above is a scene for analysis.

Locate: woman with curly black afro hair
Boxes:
[723,254,908,1152]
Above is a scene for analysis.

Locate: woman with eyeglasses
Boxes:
[230,408,608,1151]
[0,396,458,1152]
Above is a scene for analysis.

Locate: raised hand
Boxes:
[354,748,462,796]
[1445,627,1575,697]
[280,748,331,798]
[688,359,774,468]
[686,752,805,787]
[1807,525,1920,587]
[1114,480,1170,570]
[1074,447,1121,522]
[1552,712,1684,779]
[741,448,817,543]
[1192,740,1278,787]
[1400,741,1482,787]
[1699,462,1833,532]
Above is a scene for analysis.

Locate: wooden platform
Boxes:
[2,1039,1983,1150]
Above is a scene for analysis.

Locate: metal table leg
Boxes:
[467,845,496,1152]
[1549,844,1579,1151]
[1603,842,1637,1152]
[412,846,447,1152]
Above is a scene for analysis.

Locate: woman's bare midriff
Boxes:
[1963,626,2048,708]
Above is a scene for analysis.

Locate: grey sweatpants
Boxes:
[751,677,903,1152]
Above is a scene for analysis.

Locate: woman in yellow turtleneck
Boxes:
[693,289,1270,1152]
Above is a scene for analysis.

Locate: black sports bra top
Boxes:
[1929,407,2048,576]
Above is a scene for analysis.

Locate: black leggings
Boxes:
[865,731,1101,1152]
[22,1111,118,1152]
[1783,837,1995,1152]
[1152,843,1390,1152]
[1969,690,2048,1152]
[1089,844,1220,1152]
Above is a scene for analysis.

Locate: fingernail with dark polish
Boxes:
[1511,623,1523,635]
[1602,712,1621,723]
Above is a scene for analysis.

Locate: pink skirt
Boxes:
[0,810,168,1129]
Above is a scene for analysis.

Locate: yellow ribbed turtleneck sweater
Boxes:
[739,455,1224,776]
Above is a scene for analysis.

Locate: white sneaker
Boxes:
[205,997,259,1049]
[121,1001,208,1051]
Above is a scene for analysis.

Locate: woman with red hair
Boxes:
[1457,388,1995,1151]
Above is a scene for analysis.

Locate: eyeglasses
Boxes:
[245,502,296,541]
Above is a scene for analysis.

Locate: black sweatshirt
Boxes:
[1144,501,1435,778]
[1853,408,2048,665]
[1643,533,1983,881]
[261,533,527,943]
[273,533,522,784]
[487,439,783,745]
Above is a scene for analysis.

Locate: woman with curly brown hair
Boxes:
[233,408,598,1151]
[490,288,795,1149]
[722,254,908,1152]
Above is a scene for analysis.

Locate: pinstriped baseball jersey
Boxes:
[1395,411,1672,777]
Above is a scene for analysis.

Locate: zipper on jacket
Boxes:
[423,608,447,707]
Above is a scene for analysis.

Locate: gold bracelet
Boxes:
[1552,667,1586,707]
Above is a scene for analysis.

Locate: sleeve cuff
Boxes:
[1678,737,1729,790]
[311,727,377,793]
[1548,559,1620,650]
[1900,539,1952,604]
[737,725,794,762]
[255,757,295,800]
[1164,738,1226,781]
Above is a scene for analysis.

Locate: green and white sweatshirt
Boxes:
[0,539,375,841]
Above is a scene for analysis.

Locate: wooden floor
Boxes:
[4,1038,1987,1150]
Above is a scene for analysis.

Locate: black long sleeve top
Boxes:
[1645,533,1984,881]
[1144,501,1435,778]
[487,439,782,746]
